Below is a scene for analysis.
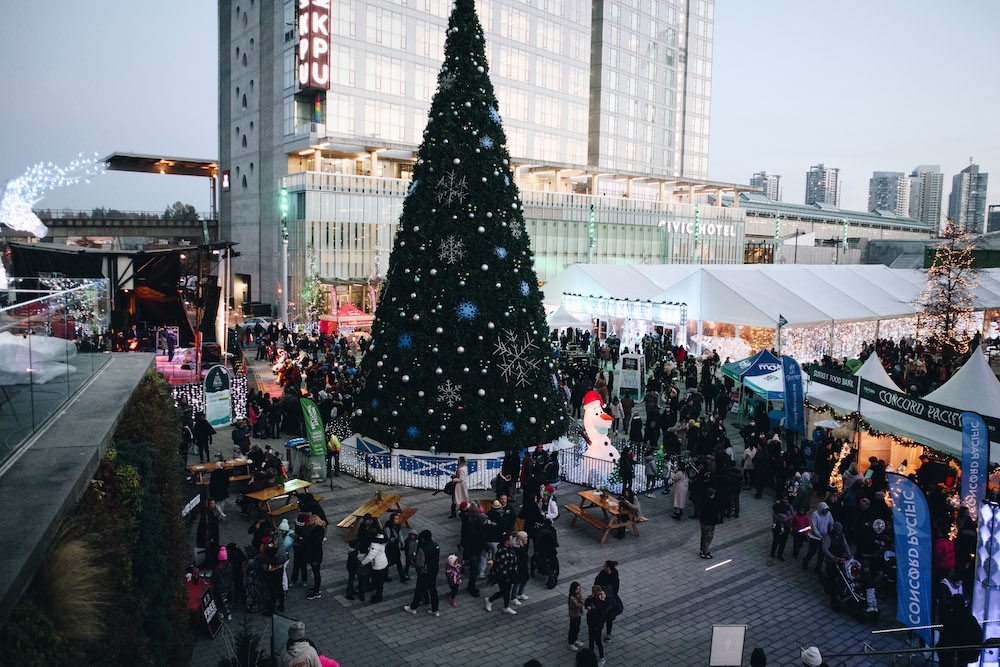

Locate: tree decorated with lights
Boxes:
[917,220,978,361]
[351,0,568,453]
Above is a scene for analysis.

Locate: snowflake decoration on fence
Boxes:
[479,136,494,149]
[455,300,479,321]
[437,379,463,407]
[508,220,523,239]
[494,246,508,259]
[435,171,469,205]
[438,236,466,264]
[493,329,541,387]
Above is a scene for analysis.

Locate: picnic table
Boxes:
[245,479,314,519]
[187,459,252,485]
[336,493,416,540]
[565,489,644,544]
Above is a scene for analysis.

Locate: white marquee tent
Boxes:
[542,264,1000,330]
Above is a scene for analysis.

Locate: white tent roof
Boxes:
[542,264,1000,330]
[923,348,1000,422]
[546,304,588,330]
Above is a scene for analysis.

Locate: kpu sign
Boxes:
[298,0,331,89]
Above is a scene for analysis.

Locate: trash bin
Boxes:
[284,438,308,478]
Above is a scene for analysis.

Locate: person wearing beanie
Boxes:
[821,520,852,593]
[281,621,320,667]
[213,546,234,621]
[800,646,823,666]
[403,529,441,616]
[359,532,389,603]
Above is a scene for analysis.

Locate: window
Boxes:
[331,46,356,87]
[331,1,357,37]
[242,94,247,108]
[501,6,530,43]
[242,135,247,148]
[365,56,405,96]
[366,7,406,51]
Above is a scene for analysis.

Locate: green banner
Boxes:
[299,397,327,456]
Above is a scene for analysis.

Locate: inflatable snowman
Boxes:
[582,390,620,463]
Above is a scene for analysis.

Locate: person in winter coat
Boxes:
[359,533,389,603]
[304,515,326,600]
[567,581,585,652]
[593,561,621,642]
[196,499,221,568]
[193,411,216,463]
[628,414,643,446]
[213,546,234,621]
[671,464,690,520]
[770,494,794,560]
[643,448,659,497]
[699,488,723,559]
[584,585,609,665]
[511,531,531,604]
[208,462,231,520]
[539,485,560,522]
[449,456,470,518]
[281,621,321,667]
[609,396,624,434]
[403,529,441,615]
[445,554,462,607]
[485,532,520,615]
[802,501,833,575]
[619,447,636,492]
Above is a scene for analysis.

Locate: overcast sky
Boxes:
[0,1,997,217]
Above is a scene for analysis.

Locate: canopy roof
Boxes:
[546,304,587,329]
[543,264,1000,329]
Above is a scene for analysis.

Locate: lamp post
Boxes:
[793,229,801,264]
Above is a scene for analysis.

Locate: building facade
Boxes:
[750,171,782,201]
[219,0,726,315]
[804,163,841,207]
[948,163,989,233]
[867,171,910,217]
[989,204,1000,235]
[908,165,944,233]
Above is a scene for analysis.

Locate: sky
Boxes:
[0,1,998,217]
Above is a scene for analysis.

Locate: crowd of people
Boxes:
[181,325,995,666]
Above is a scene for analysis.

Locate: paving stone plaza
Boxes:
[189,365,912,667]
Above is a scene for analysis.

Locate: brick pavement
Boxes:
[187,355,911,666]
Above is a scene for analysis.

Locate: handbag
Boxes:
[443,480,457,496]
[608,591,624,620]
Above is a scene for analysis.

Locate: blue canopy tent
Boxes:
[722,350,787,424]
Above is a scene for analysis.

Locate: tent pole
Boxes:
[829,321,835,359]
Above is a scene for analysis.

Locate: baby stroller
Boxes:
[829,558,879,620]
[530,522,560,589]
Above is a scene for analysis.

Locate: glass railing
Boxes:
[0,280,111,463]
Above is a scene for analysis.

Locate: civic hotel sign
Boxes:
[298,0,331,89]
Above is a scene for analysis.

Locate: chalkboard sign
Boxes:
[198,583,223,639]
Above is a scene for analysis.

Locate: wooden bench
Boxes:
[565,503,608,530]
[195,473,252,486]
[267,495,323,517]
[397,507,418,525]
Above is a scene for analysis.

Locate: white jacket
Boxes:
[360,541,388,570]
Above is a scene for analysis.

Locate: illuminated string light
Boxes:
[0,153,107,237]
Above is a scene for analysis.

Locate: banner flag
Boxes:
[887,473,933,646]
[961,411,988,520]
[781,355,804,433]
[300,397,327,457]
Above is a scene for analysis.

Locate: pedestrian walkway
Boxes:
[189,419,907,666]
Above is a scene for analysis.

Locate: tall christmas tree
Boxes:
[917,219,978,361]
[351,0,568,453]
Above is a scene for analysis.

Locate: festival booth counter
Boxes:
[806,349,1000,482]
[722,350,808,428]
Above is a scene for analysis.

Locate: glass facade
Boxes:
[281,172,746,301]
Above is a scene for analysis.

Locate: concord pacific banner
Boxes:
[859,379,1000,440]
[887,473,932,646]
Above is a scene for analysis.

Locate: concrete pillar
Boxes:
[732,189,740,208]
[688,185,696,203]
[590,173,601,195]
[370,150,379,177]
[659,181,667,202]
[626,178,634,199]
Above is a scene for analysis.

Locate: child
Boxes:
[567,581,585,651]
[345,539,360,600]
[403,531,419,578]
[446,554,462,607]
[791,506,811,559]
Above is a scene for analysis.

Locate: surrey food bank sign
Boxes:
[298,0,331,89]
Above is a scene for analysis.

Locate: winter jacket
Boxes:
[360,541,388,571]
[488,545,518,585]
[568,590,585,619]
[281,639,321,667]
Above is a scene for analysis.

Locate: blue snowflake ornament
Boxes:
[407,179,419,195]
[371,399,380,408]
[520,281,530,296]
[398,333,413,350]
[489,106,501,125]
[494,246,508,259]
[504,175,510,186]
[455,300,479,321]
[500,420,515,434]
[407,426,420,439]
[479,136,494,149]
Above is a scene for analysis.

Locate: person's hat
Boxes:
[288,621,306,641]
[278,519,291,532]
[492,500,502,509]
[706,487,716,496]
[800,646,822,666]
[447,554,459,567]
[459,501,470,511]
[770,434,780,442]
[817,501,830,511]
[832,521,843,532]
[543,485,554,496]
[218,546,228,561]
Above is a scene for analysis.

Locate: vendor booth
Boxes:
[319,302,374,336]
[806,348,1000,473]
[722,350,808,426]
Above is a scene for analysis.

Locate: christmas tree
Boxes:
[351,0,568,453]
[917,220,978,361]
